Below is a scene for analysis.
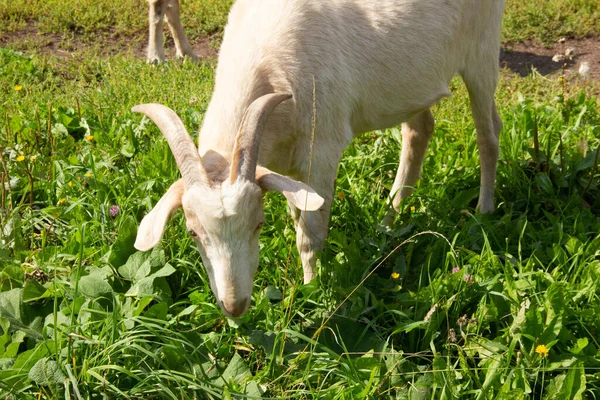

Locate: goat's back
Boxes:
[200,0,505,166]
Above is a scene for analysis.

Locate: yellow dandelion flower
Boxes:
[58,198,66,205]
[410,206,416,212]
[391,272,400,279]
[85,172,93,178]
[68,181,73,188]
[535,344,549,357]
[16,155,25,162]
[85,135,94,142]
[14,85,22,91]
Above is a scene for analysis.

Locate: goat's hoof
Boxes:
[146,55,165,64]
[303,271,315,284]
[175,52,199,63]
[476,202,495,214]
[381,210,397,227]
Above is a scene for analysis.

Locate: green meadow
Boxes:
[1,0,599,398]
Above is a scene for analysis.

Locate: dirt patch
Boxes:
[0,25,218,61]
[1,27,599,82]
[500,36,600,81]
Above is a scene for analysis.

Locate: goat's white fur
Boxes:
[146,0,197,63]
[135,0,505,317]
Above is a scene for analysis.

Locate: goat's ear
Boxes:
[256,166,324,211]
[135,179,185,251]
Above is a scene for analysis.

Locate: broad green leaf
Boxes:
[127,277,158,299]
[151,263,176,278]
[244,381,264,398]
[220,352,252,385]
[1,331,26,358]
[132,296,155,317]
[1,265,23,285]
[0,289,44,340]
[541,283,565,343]
[144,302,168,320]
[118,247,165,282]
[0,317,9,353]
[543,362,586,400]
[264,285,283,301]
[534,173,554,195]
[43,311,70,338]
[510,298,530,336]
[107,216,138,268]
[78,274,113,299]
[478,357,503,399]
[0,289,21,322]
[569,338,589,355]
[12,341,48,371]
[28,357,66,387]
[125,264,175,301]
[22,280,48,303]
[408,372,433,400]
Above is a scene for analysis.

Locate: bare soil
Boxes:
[0,26,218,61]
[1,27,599,82]
[500,36,600,81]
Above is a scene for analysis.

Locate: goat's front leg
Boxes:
[382,109,434,226]
[289,155,339,283]
[290,193,333,283]
[165,0,197,60]
[147,0,168,63]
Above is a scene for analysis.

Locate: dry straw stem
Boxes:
[282,76,319,356]
[0,145,11,214]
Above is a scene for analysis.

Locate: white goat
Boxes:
[133,0,505,317]
[146,0,197,62]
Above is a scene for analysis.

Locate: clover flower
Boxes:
[109,205,120,217]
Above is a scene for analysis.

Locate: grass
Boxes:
[0,0,233,38]
[504,0,600,43]
[1,1,600,399]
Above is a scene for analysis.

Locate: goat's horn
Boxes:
[132,104,209,188]
[230,93,293,183]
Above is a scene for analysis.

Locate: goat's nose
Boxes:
[220,297,249,317]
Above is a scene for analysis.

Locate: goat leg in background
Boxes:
[147,0,197,63]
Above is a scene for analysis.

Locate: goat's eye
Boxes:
[188,229,198,238]
[255,222,264,233]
